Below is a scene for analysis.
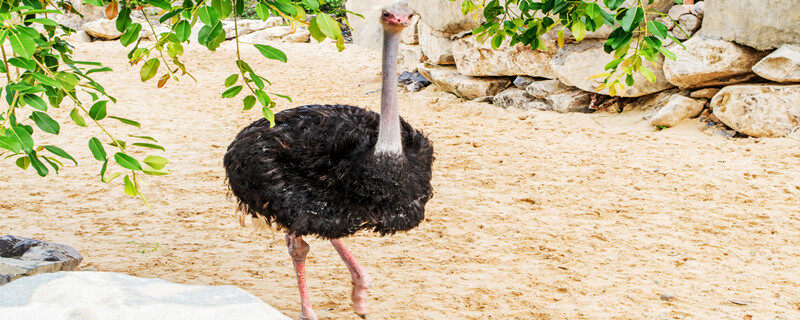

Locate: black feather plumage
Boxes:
[224,104,434,239]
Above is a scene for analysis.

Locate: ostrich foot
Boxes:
[286,234,318,320]
[331,239,371,318]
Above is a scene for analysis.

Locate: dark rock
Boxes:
[398,71,415,86]
[410,72,431,86]
[0,235,83,285]
[513,76,535,89]
[406,82,425,92]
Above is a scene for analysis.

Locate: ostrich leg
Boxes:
[286,234,318,320]
[331,239,371,318]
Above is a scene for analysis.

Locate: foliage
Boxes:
[0,0,347,204]
[456,0,687,96]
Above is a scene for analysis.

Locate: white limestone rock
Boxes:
[418,22,455,65]
[345,0,421,51]
[0,272,291,320]
[649,95,706,127]
[406,0,481,36]
[663,36,765,89]
[238,26,293,43]
[700,0,800,50]
[711,84,800,137]
[451,35,557,78]
[751,44,800,83]
[418,64,511,100]
[282,28,311,43]
[82,18,122,40]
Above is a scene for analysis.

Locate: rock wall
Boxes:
[345,0,800,138]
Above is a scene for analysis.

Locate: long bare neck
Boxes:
[374,29,403,155]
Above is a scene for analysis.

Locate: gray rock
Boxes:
[701,0,800,50]
[525,79,571,99]
[418,64,511,100]
[649,95,706,127]
[492,88,550,111]
[451,35,557,78]
[546,90,594,113]
[690,1,705,17]
[663,36,765,88]
[711,84,800,137]
[473,96,494,103]
[0,272,291,319]
[668,5,691,20]
[0,235,82,285]
[513,76,535,89]
[752,44,800,83]
[660,292,677,301]
[677,13,701,33]
[656,16,676,30]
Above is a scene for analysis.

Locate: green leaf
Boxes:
[0,137,21,153]
[11,126,34,153]
[308,18,326,42]
[262,106,275,126]
[8,32,35,59]
[89,100,108,120]
[641,65,656,83]
[124,175,138,196]
[254,44,288,63]
[224,74,239,87]
[143,155,169,170]
[198,6,220,25]
[8,57,37,71]
[114,152,143,171]
[222,85,243,98]
[22,94,48,111]
[174,20,191,42]
[131,142,165,151]
[108,116,141,127]
[16,156,30,170]
[211,0,232,20]
[44,145,77,165]
[659,46,677,60]
[120,23,142,46]
[88,137,107,160]
[243,95,256,110]
[571,21,586,42]
[254,90,270,106]
[621,7,644,32]
[28,151,49,177]
[314,14,341,39]
[116,7,132,32]
[30,111,60,134]
[255,3,270,20]
[70,109,87,127]
[30,73,60,87]
[490,34,504,49]
[129,135,158,142]
[150,0,172,10]
[143,168,170,176]
[647,20,668,39]
[140,58,160,81]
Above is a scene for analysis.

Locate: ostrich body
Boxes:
[223,3,431,319]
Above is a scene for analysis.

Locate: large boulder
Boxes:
[222,20,273,39]
[711,84,800,138]
[82,18,122,40]
[418,64,511,100]
[398,44,425,72]
[550,40,673,97]
[0,236,82,285]
[406,0,480,36]
[663,36,765,89]
[451,35,557,78]
[700,0,800,50]
[0,272,291,320]
[418,22,455,65]
[752,44,800,83]
[237,26,293,43]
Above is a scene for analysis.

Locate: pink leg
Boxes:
[286,234,318,320]
[330,239,371,318]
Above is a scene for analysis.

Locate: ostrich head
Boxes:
[379,1,414,33]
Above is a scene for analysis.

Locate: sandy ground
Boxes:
[2,40,800,320]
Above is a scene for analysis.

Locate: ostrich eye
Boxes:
[381,12,390,17]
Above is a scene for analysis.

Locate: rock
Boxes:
[282,29,311,43]
[0,236,82,285]
[48,0,107,30]
[492,88,547,111]
[668,5,691,20]
[624,89,685,112]
[237,26,293,43]
[398,44,425,72]
[677,13,701,33]
[400,15,420,45]
[0,272,291,320]
[222,19,272,39]
[649,95,706,127]
[513,76,535,89]
[752,44,800,83]
[656,16,675,30]
[398,71,415,86]
[418,64,511,100]
[82,18,122,40]
[345,0,422,51]
[265,17,284,28]
[711,84,800,137]
[418,22,455,65]
[561,24,616,42]
[690,88,721,99]
[406,0,481,36]
[660,292,677,301]
[730,300,753,306]
[690,1,705,17]
[546,90,593,113]
[525,79,571,99]
[663,36,765,89]
[701,0,800,50]
[141,26,171,41]
[451,35,557,78]
[62,30,91,43]
[550,40,674,97]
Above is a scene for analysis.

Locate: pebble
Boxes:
[660,292,677,301]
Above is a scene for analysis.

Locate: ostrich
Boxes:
[223,2,432,319]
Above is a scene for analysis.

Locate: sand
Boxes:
[2,40,800,319]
